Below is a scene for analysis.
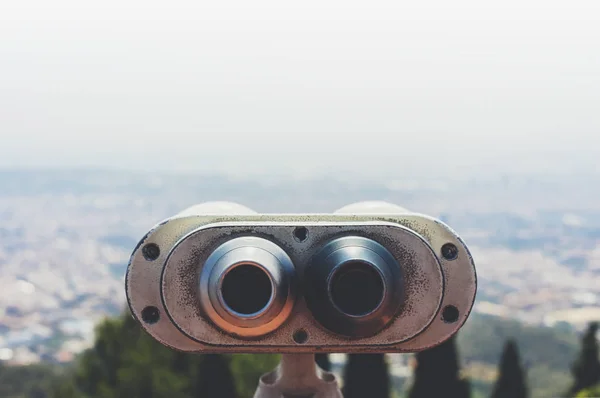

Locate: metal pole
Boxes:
[254,354,343,398]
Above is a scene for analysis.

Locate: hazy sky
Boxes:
[1,0,599,178]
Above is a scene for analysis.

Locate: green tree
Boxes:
[49,379,82,398]
[315,354,332,371]
[576,384,600,397]
[491,340,527,398]
[230,354,281,398]
[74,318,127,396]
[343,354,390,398]
[570,322,600,396]
[52,310,244,398]
[409,335,470,398]
[114,330,190,398]
[0,362,65,398]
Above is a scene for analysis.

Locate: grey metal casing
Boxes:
[125,210,477,354]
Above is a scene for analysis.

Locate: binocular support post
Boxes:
[254,354,343,398]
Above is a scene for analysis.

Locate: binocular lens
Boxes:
[329,260,385,317]
[221,264,273,316]
[305,236,404,338]
[199,236,297,338]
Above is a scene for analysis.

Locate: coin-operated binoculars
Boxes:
[126,201,477,398]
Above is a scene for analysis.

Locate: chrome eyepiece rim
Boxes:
[199,236,297,338]
[327,259,387,318]
[305,236,404,338]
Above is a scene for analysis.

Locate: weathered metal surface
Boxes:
[125,203,477,353]
[254,354,342,398]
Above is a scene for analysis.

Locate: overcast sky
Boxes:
[1,0,599,178]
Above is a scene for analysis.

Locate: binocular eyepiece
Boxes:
[304,236,404,338]
[199,236,297,338]
[126,201,476,353]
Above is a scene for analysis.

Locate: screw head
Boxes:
[142,243,160,261]
[141,306,160,324]
[293,329,309,344]
[442,305,459,323]
[293,227,309,242]
[441,243,459,261]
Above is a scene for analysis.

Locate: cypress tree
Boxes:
[491,339,527,398]
[316,354,332,371]
[342,354,390,398]
[408,335,470,398]
[196,354,238,398]
[570,322,600,395]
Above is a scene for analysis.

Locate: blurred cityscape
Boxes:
[1,168,599,371]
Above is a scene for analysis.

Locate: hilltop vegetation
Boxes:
[458,314,579,397]
[459,314,578,368]
[0,313,591,398]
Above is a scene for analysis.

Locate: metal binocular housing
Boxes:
[126,201,477,353]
